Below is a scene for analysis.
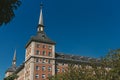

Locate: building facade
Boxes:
[5,5,97,80]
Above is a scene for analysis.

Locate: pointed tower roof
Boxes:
[13,49,16,62]
[5,50,17,73]
[26,3,55,48]
[38,3,44,26]
[12,49,16,66]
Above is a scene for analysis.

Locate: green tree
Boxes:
[103,49,120,80]
[49,49,120,80]
[0,0,21,26]
[4,74,18,80]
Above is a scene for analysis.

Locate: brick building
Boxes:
[5,5,97,80]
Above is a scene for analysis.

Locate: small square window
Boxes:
[57,68,60,72]
[36,50,40,55]
[48,59,51,64]
[42,35,45,39]
[35,74,39,79]
[42,66,45,71]
[43,45,46,48]
[42,74,45,79]
[36,66,39,70]
[36,44,40,48]
[62,68,65,72]
[48,66,51,71]
[36,58,39,62]
[42,59,46,63]
[48,52,52,57]
[42,51,46,56]
[48,46,52,49]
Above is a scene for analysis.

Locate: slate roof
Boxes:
[5,65,17,73]
[15,63,24,74]
[26,32,56,47]
[55,52,100,63]
[6,53,100,74]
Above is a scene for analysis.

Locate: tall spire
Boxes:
[12,49,16,67]
[5,49,17,75]
[39,3,43,25]
[38,3,44,33]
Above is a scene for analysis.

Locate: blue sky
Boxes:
[1,0,120,79]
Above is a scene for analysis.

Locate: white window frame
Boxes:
[35,74,39,79]
[42,66,45,71]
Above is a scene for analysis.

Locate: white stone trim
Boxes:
[52,45,55,75]
[30,58,34,80]
[31,42,35,56]
[52,45,55,58]
[52,60,55,75]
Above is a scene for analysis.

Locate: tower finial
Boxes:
[40,2,43,9]
[13,49,16,61]
[38,3,44,25]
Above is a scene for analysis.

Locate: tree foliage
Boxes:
[49,49,120,80]
[0,0,21,26]
[103,49,120,80]
[4,74,18,80]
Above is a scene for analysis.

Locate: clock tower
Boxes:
[24,4,56,80]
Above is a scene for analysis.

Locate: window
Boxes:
[36,66,39,70]
[48,59,51,64]
[42,66,45,71]
[57,68,60,72]
[36,50,40,55]
[42,74,45,79]
[42,34,45,39]
[35,74,39,79]
[48,52,52,57]
[48,46,52,49]
[62,68,65,72]
[62,63,64,66]
[42,51,46,56]
[36,44,40,48]
[48,66,51,71]
[43,45,46,48]
[36,58,39,62]
[42,59,45,63]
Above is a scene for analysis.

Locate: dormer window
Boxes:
[42,34,45,39]
[36,44,40,48]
